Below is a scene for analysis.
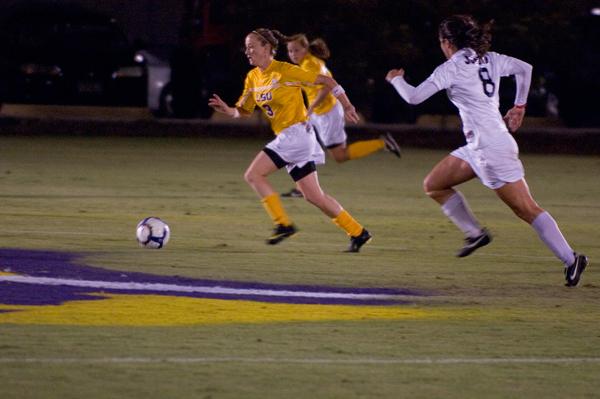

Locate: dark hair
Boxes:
[438,15,493,57]
[277,33,330,60]
[250,28,285,55]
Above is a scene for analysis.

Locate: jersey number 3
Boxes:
[478,67,495,97]
[262,104,274,117]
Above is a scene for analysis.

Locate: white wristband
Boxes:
[232,108,241,118]
[331,85,345,98]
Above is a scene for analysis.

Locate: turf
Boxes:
[0,135,599,398]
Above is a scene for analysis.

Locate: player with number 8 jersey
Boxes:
[386,15,588,286]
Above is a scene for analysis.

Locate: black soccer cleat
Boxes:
[381,132,401,158]
[281,188,303,198]
[267,224,297,245]
[345,229,372,253]
[457,228,492,257]
[565,253,588,287]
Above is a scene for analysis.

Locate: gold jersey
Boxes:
[299,53,337,115]
[236,60,319,134]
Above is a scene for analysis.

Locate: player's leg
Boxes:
[494,178,587,286]
[296,170,371,252]
[334,133,401,162]
[344,139,386,162]
[424,154,490,257]
[381,132,402,157]
[244,150,280,198]
[423,154,476,204]
[328,143,350,163]
[245,150,296,244]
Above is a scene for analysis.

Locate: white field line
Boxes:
[0,275,402,301]
[0,357,599,365]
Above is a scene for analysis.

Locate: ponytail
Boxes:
[308,38,330,60]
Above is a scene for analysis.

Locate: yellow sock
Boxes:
[261,193,292,226]
[332,210,363,237]
[347,139,385,160]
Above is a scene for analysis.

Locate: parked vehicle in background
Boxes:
[0,2,173,117]
[137,49,173,117]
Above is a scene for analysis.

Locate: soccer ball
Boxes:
[136,217,170,249]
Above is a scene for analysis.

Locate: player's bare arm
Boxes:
[314,75,359,123]
[208,94,251,118]
[307,86,328,115]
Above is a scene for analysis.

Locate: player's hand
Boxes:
[386,69,405,82]
[344,105,360,123]
[208,94,231,115]
[503,106,526,133]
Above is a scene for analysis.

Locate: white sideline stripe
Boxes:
[1,357,599,365]
[0,275,401,300]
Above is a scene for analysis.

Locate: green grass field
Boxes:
[0,135,599,398]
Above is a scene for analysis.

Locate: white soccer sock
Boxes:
[441,192,483,238]
[531,211,575,267]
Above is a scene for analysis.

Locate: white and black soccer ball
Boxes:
[136,217,170,249]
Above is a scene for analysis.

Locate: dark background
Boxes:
[1,0,599,126]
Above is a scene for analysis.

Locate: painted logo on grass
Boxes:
[0,249,433,326]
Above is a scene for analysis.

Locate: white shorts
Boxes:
[265,122,325,180]
[310,102,347,148]
[451,139,524,190]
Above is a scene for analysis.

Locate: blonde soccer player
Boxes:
[281,33,401,198]
[208,28,371,252]
[386,15,588,286]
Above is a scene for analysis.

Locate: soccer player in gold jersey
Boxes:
[208,28,371,252]
[281,33,401,198]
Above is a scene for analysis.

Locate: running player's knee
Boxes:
[325,153,343,163]
[243,169,257,185]
[302,190,319,206]
[328,146,348,163]
[332,152,348,163]
[511,207,531,223]
[423,177,435,197]
[510,203,543,224]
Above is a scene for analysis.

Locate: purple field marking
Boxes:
[0,249,432,306]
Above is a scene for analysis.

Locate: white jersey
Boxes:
[391,48,532,150]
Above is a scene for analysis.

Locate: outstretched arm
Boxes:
[502,58,533,132]
[208,94,251,118]
[386,69,439,105]
[314,75,360,123]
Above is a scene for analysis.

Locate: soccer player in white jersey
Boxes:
[386,15,588,286]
